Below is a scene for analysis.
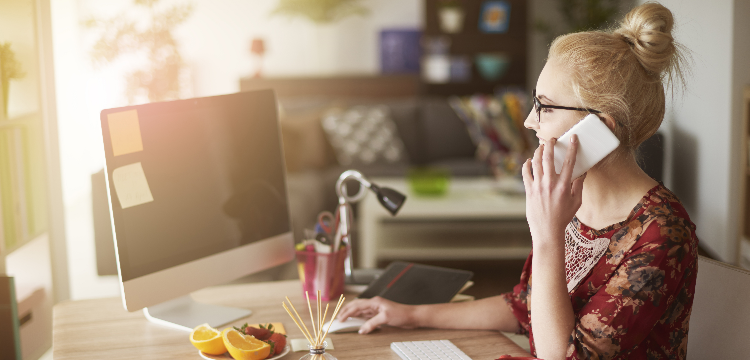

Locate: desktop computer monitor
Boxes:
[99,89,294,331]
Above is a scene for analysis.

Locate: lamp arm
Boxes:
[336,170,371,204]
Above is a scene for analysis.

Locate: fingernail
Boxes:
[358,329,364,334]
[570,135,576,143]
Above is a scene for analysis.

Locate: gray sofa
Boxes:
[282,96,490,243]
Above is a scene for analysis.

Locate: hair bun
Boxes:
[614,2,676,76]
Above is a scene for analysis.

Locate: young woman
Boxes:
[337,3,698,359]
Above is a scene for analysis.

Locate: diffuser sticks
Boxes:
[283,291,345,359]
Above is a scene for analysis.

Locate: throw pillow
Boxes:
[278,101,338,173]
[321,105,408,166]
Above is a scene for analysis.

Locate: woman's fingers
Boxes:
[337,299,377,320]
[542,138,556,176]
[521,159,532,193]
[532,144,544,180]
[559,134,579,184]
[572,172,586,203]
[358,311,388,334]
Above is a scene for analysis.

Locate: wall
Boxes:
[651,0,750,263]
[732,0,750,265]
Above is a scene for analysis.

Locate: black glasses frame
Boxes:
[532,89,601,123]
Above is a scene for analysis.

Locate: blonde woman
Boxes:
[337,2,698,359]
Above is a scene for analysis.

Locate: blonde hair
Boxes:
[548,2,688,155]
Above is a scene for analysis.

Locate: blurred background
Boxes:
[1,0,749,358]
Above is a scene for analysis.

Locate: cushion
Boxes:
[321,105,408,166]
[420,98,477,162]
[278,101,338,173]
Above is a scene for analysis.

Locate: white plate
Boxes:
[199,344,290,360]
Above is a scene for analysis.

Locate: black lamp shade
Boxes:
[371,185,406,215]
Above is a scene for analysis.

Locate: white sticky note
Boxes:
[112,162,154,209]
[108,109,143,156]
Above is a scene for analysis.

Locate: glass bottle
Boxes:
[299,342,337,360]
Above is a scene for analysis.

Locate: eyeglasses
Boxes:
[532,89,601,123]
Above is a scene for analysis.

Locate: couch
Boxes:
[280,96,491,243]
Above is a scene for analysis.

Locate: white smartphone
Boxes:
[553,113,620,180]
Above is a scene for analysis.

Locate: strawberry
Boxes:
[267,333,286,355]
[244,326,270,340]
[264,340,276,358]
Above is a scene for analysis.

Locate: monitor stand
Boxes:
[143,295,252,331]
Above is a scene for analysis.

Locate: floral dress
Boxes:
[503,184,699,360]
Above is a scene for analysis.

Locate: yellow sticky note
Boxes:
[112,162,154,209]
[108,109,143,156]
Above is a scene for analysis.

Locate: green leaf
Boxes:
[266,340,276,355]
[271,0,369,24]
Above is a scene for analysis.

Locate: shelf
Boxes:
[422,0,527,97]
[239,75,420,98]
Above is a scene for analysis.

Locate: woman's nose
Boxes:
[524,110,538,130]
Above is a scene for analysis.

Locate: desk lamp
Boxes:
[334,170,406,284]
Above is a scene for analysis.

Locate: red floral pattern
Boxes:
[503,184,698,359]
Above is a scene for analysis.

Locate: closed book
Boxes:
[359,262,473,305]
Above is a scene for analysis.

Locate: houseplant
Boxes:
[0,42,25,119]
[84,0,193,104]
[271,0,368,24]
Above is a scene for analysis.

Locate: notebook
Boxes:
[358,262,473,305]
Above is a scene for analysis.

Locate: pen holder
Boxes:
[296,246,347,302]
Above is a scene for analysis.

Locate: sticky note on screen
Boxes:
[107,109,143,156]
[112,162,154,209]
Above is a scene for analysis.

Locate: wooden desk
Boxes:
[53,280,531,359]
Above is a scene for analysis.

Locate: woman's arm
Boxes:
[336,294,520,334]
[522,137,584,360]
[529,240,574,359]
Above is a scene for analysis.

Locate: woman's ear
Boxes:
[598,113,617,132]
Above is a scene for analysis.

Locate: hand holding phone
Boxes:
[553,113,620,180]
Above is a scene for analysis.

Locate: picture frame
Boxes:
[479,1,511,34]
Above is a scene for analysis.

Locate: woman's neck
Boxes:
[575,153,658,230]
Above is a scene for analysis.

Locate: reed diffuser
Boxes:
[283,291,345,360]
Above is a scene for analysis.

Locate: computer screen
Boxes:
[100,90,294,329]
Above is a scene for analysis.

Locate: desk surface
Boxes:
[53,280,531,359]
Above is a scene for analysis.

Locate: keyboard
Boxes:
[390,340,473,360]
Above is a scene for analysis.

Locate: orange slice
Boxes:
[222,328,271,360]
[190,323,227,355]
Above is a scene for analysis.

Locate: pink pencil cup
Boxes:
[295,246,347,302]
